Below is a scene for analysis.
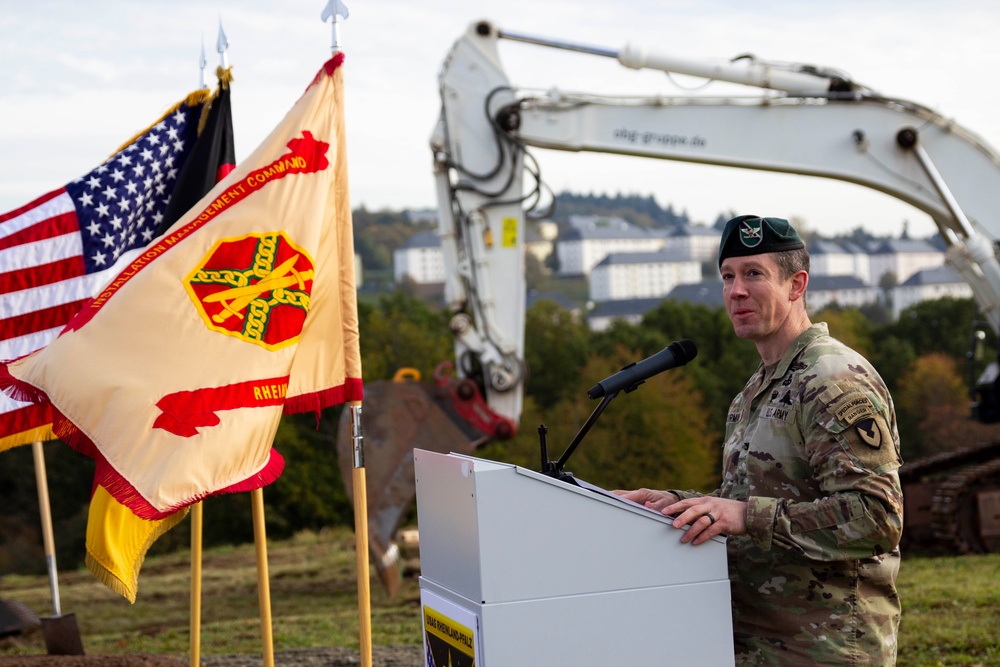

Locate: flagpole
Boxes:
[190,501,204,667]
[198,37,208,90]
[190,27,223,666]
[251,488,275,667]
[349,401,372,667]
[320,5,366,665]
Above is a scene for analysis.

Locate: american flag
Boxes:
[0,93,209,451]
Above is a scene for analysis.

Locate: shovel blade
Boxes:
[41,613,85,655]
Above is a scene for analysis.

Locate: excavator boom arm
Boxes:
[351,21,1000,591]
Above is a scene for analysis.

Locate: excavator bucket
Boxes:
[336,373,493,594]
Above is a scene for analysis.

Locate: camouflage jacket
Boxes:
[676,324,903,666]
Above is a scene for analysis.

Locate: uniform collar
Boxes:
[755,322,829,385]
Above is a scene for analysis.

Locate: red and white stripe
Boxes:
[1,190,139,446]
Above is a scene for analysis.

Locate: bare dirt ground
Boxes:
[0,645,422,667]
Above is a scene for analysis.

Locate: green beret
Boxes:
[718,215,805,267]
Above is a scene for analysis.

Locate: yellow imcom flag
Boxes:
[2,54,362,601]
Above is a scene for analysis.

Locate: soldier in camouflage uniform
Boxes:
[618,215,903,666]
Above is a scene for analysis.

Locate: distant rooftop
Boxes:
[899,264,963,286]
[869,238,939,254]
[588,297,664,320]
[808,275,869,290]
[839,240,868,254]
[670,224,721,238]
[566,214,631,229]
[666,281,725,308]
[400,231,440,249]
[527,290,578,311]
[809,239,852,255]
[593,249,695,267]
[561,225,664,241]
[404,208,438,224]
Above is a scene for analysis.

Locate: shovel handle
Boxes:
[32,441,61,617]
[31,442,56,555]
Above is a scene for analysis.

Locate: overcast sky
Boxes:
[2,0,999,238]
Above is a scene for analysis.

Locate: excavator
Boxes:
[338,19,1000,592]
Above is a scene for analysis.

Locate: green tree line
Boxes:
[551,192,691,230]
[2,293,998,575]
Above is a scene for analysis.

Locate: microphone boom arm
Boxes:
[543,390,617,479]
[541,339,697,481]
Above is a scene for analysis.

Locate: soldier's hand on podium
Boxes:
[664,497,748,546]
[610,488,680,513]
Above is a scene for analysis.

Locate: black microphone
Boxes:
[587,339,698,399]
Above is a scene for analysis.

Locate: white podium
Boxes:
[414,450,735,667]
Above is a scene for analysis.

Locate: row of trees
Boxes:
[550,192,691,229]
[476,296,1000,497]
[3,292,998,575]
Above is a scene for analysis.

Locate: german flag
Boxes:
[158,67,236,236]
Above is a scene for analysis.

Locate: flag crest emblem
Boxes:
[184,232,314,350]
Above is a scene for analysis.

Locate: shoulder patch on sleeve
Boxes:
[842,414,898,468]
[833,391,876,425]
[855,417,882,448]
[821,382,881,426]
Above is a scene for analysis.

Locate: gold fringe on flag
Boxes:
[110,89,213,158]
[109,63,233,158]
[198,66,234,135]
[216,65,234,89]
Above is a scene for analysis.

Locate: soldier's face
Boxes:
[720,254,795,342]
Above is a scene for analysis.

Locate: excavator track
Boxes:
[899,440,1000,553]
[898,440,1000,482]
[930,456,1000,553]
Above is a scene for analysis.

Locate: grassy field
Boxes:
[0,528,422,658]
[1,526,999,665]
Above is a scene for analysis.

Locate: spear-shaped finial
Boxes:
[199,35,208,89]
[216,18,229,69]
[321,0,350,54]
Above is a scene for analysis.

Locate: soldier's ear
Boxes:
[789,270,808,302]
